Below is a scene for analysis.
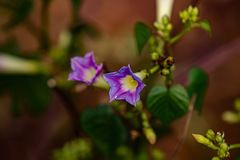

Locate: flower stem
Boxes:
[169,95,196,159]
[229,143,240,150]
[170,27,190,45]
[149,65,160,74]
[135,65,160,81]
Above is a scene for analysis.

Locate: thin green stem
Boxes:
[169,96,196,160]
[135,65,160,81]
[149,65,160,74]
[166,70,172,89]
[170,27,190,45]
[229,143,240,150]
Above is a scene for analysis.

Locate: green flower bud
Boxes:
[220,142,229,151]
[212,157,220,160]
[226,151,230,157]
[234,98,240,111]
[154,21,161,29]
[162,15,169,25]
[206,129,215,140]
[192,134,218,150]
[215,135,223,143]
[218,148,226,159]
[166,23,173,31]
[170,65,175,72]
[161,68,170,75]
[191,16,198,22]
[192,7,199,16]
[187,5,193,14]
[143,127,156,144]
[182,10,188,20]
[163,56,175,68]
[151,52,159,61]
[222,111,240,124]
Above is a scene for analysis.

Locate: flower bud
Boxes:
[192,134,218,150]
[192,7,199,16]
[166,23,173,31]
[161,68,170,75]
[143,127,156,144]
[182,10,188,20]
[234,98,240,111]
[191,16,198,22]
[162,15,169,25]
[215,135,223,143]
[154,21,165,30]
[220,142,229,151]
[218,148,226,159]
[151,52,159,61]
[187,5,193,14]
[222,111,240,124]
[212,157,220,160]
[206,129,215,140]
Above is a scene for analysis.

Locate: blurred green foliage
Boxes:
[53,138,92,160]
[80,105,127,157]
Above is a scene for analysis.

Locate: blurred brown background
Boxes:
[0,0,240,159]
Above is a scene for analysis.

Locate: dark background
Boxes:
[0,0,240,159]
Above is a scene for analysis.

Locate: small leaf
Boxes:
[80,105,127,157]
[146,85,189,125]
[134,22,152,54]
[187,67,208,113]
[195,20,212,35]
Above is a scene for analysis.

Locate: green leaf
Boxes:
[146,85,189,125]
[195,20,212,35]
[2,0,33,30]
[0,74,51,115]
[187,67,208,113]
[80,105,127,157]
[134,22,152,54]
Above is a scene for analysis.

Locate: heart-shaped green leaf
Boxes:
[80,105,127,157]
[187,67,208,113]
[146,85,189,125]
[134,22,152,54]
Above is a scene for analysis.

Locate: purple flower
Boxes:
[68,51,103,85]
[103,65,146,106]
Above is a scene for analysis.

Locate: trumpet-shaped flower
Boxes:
[103,65,146,106]
[68,51,103,85]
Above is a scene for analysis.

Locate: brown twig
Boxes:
[169,95,196,160]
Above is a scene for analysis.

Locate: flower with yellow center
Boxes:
[68,51,103,85]
[103,65,146,106]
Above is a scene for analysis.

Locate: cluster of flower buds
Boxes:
[193,129,230,159]
[154,15,173,40]
[161,56,175,76]
[179,5,199,25]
